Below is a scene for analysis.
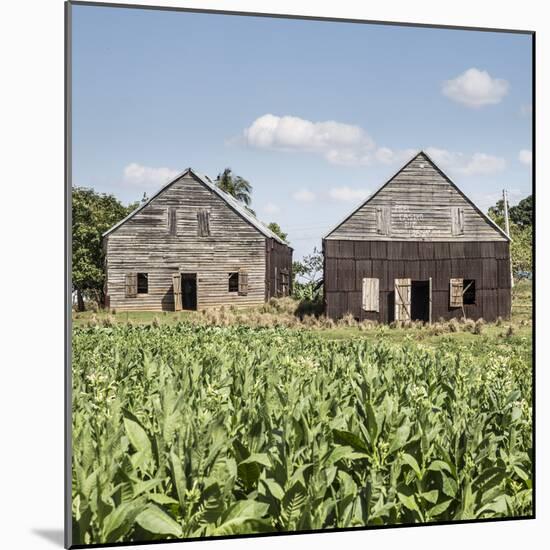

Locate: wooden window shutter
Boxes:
[197,209,211,237]
[451,207,465,236]
[172,273,182,311]
[125,273,137,298]
[168,207,177,236]
[238,270,248,296]
[362,278,379,312]
[281,268,289,297]
[394,278,411,321]
[376,206,390,235]
[449,278,464,307]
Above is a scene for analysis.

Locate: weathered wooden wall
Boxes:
[327,153,508,242]
[324,240,511,322]
[265,238,293,299]
[105,172,269,311]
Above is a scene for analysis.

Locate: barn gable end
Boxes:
[103,169,292,311]
[325,152,509,242]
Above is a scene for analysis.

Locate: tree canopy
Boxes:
[72,186,138,309]
[487,194,532,280]
[267,222,288,243]
[509,195,532,227]
[215,168,253,206]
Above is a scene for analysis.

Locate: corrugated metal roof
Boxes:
[102,168,290,247]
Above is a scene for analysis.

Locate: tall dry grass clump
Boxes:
[338,313,357,327]
[448,318,460,332]
[473,318,485,335]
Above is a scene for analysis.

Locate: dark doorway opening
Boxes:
[411,280,430,322]
[181,273,197,310]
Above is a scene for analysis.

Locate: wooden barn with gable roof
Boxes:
[322,151,511,323]
[103,168,292,311]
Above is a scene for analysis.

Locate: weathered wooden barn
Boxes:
[323,151,511,323]
[103,168,292,311]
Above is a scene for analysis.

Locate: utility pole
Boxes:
[503,189,514,288]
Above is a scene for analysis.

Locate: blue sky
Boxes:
[72,5,533,259]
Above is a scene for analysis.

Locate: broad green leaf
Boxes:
[397,492,420,514]
[102,500,145,542]
[239,453,271,468]
[147,493,179,506]
[402,453,422,478]
[388,422,411,454]
[123,417,152,458]
[429,499,453,516]
[332,429,369,454]
[136,505,182,537]
[261,478,285,501]
[421,489,439,504]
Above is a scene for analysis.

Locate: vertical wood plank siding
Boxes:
[324,240,511,322]
[105,173,292,311]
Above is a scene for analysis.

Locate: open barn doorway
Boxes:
[411,280,431,323]
[394,278,432,323]
[181,273,197,310]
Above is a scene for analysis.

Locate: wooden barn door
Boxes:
[172,273,182,311]
[394,278,411,321]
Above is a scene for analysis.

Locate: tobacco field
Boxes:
[72,324,532,545]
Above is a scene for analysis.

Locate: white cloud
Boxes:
[374,147,418,165]
[442,68,509,108]
[461,153,507,175]
[519,149,532,166]
[292,189,316,202]
[425,147,506,176]
[123,163,180,187]
[262,202,281,214]
[243,114,375,166]
[520,103,532,116]
[329,186,370,202]
[239,114,511,178]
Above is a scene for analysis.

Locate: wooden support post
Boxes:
[503,189,514,289]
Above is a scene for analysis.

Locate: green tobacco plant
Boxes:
[72,324,532,544]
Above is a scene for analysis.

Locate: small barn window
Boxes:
[168,207,177,236]
[451,207,465,236]
[362,278,379,312]
[278,269,290,297]
[463,279,476,305]
[238,270,249,296]
[228,272,239,292]
[197,209,211,237]
[449,278,463,308]
[137,273,149,294]
[125,273,137,298]
[376,206,390,235]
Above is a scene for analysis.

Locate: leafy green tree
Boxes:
[215,168,253,206]
[509,195,532,227]
[267,222,288,243]
[72,187,138,310]
[293,247,324,301]
[488,199,505,227]
[510,223,532,279]
[488,196,532,280]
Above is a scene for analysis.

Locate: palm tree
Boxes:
[215,168,253,207]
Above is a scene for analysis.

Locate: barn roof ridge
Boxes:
[323,149,510,241]
[102,167,290,246]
